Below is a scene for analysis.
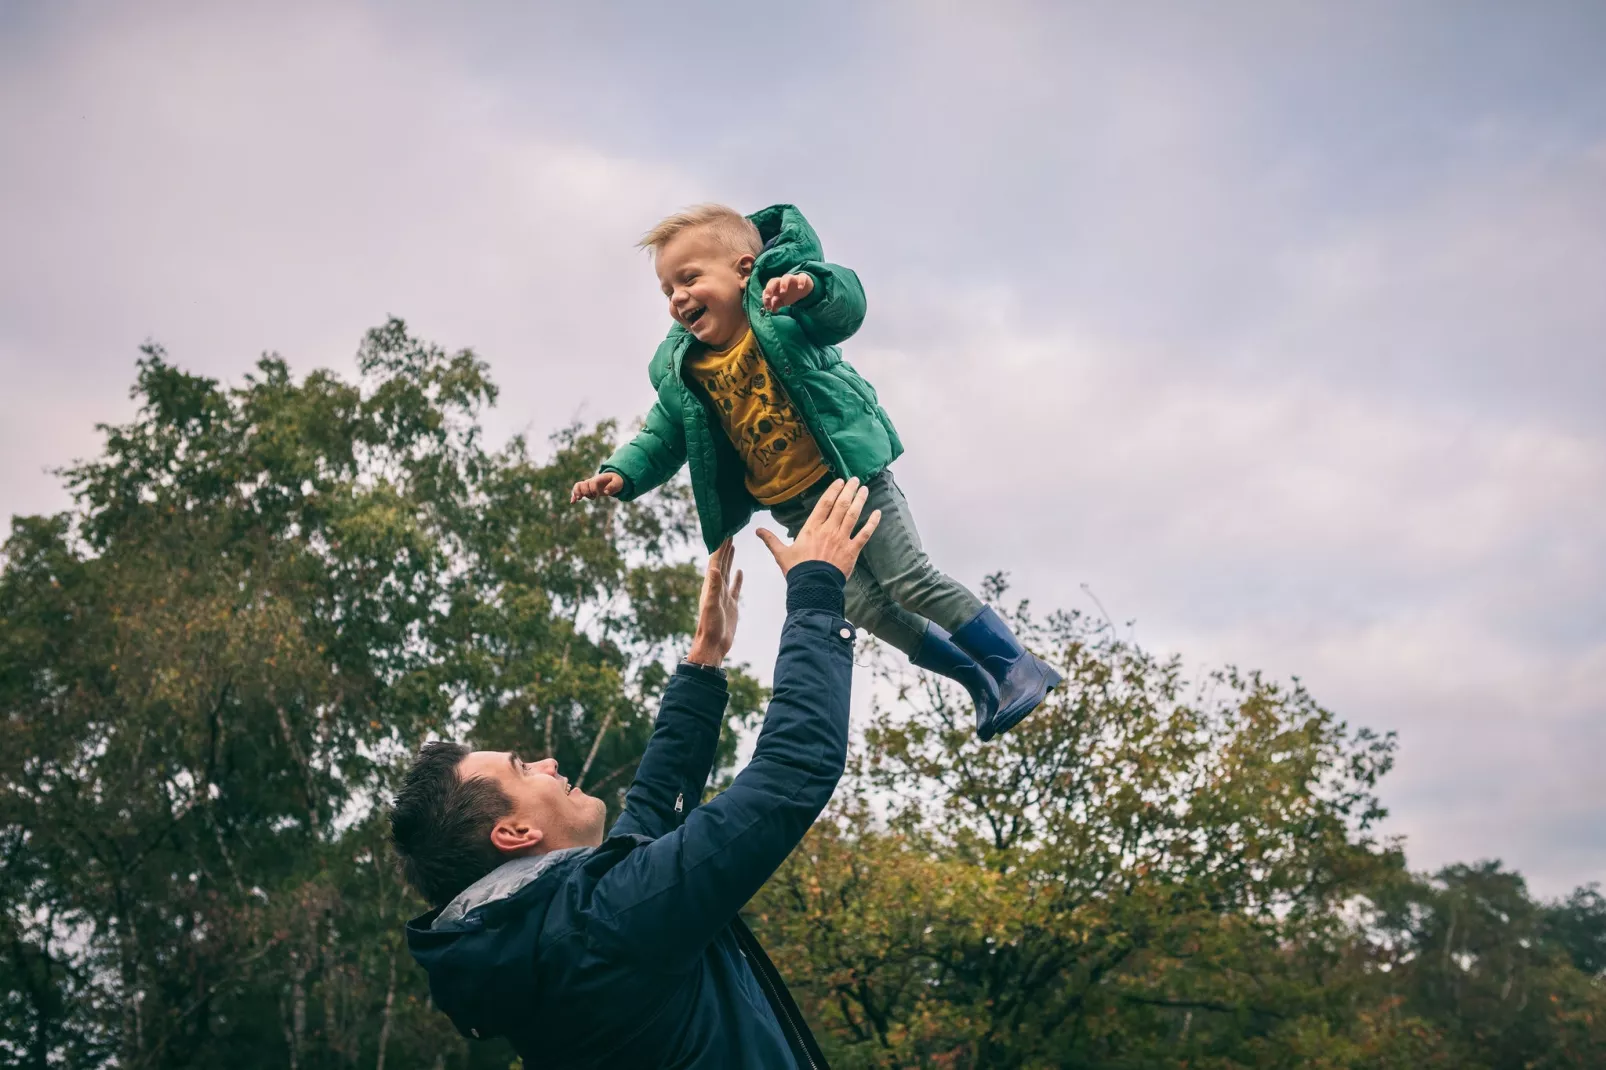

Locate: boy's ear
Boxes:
[736,253,756,280]
[490,818,544,855]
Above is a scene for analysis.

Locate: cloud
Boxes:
[2,0,1602,897]
[845,142,1606,892]
[0,1,716,519]
[1249,136,1606,430]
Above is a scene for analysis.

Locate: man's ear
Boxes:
[490,818,544,855]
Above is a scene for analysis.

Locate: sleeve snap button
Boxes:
[839,627,853,640]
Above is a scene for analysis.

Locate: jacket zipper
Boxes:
[674,792,684,815]
[735,921,823,1070]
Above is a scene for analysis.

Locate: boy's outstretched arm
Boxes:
[765,261,867,347]
[582,398,686,503]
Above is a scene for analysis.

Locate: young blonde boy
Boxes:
[572,205,1059,739]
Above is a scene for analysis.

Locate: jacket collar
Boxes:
[656,204,822,379]
[431,847,591,929]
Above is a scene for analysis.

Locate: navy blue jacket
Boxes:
[406,562,853,1068]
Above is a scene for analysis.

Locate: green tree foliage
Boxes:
[0,321,757,1069]
[750,592,1606,1069]
[3,323,1601,1068]
[1356,864,1606,1069]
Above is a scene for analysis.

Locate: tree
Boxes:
[1359,862,1606,1069]
[755,581,1531,1068]
[5,319,1601,1069]
[0,321,756,1068]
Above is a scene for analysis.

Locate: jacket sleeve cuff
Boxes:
[597,464,636,500]
[785,561,847,616]
[664,662,730,722]
[790,266,826,310]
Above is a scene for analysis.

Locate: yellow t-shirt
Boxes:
[685,328,830,505]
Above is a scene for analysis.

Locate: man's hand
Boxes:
[756,478,881,578]
[761,272,815,312]
[686,540,743,667]
[570,472,624,503]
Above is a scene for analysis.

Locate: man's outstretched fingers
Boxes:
[851,508,883,549]
[837,484,869,535]
[807,480,845,530]
[827,477,861,527]
[755,527,785,562]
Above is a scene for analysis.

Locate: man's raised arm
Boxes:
[609,543,742,841]
[585,480,882,971]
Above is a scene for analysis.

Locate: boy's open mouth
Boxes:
[683,306,706,326]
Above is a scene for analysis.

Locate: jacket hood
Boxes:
[747,204,825,283]
[645,205,824,386]
[404,847,590,1042]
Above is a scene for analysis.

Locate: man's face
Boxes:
[457,751,607,855]
[656,226,754,350]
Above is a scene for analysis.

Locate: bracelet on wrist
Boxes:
[680,659,727,680]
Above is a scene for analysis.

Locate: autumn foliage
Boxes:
[2,323,1602,1068]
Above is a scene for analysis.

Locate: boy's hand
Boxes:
[686,541,742,667]
[756,478,881,579]
[761,272,815,312]
[570,472,624,503]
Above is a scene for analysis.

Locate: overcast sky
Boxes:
[3,1,1602,895]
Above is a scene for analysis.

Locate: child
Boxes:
[571,204,1059,739]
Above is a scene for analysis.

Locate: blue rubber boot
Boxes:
[950,606,1064,741]
[910,623,1000,734]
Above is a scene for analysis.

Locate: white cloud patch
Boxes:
[2,0,1603,898]
[0,1,706,519]
[847,138,1606,892]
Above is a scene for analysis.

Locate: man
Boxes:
[393,477,881,1068]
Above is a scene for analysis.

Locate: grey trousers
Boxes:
[768,469,984,656]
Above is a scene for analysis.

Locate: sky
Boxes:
[2,0,1602,896]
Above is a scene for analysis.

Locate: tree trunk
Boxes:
[120,915,144,1066]
[276,704,323,835]
[283,948,308,1070]
[375,950,398,1070]
[320,909,353,1064]
[15,936,54,1070]
[576,710,616,790]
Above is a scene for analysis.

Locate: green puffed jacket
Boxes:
[600,204,902,551]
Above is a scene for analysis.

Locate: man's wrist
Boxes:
[678,657,728,683]
[684,639,727,669]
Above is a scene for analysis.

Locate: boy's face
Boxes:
[655,226,755,349]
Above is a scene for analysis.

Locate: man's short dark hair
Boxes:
[390,741,514,909]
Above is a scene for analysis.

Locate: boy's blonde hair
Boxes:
[639,204,762,259]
